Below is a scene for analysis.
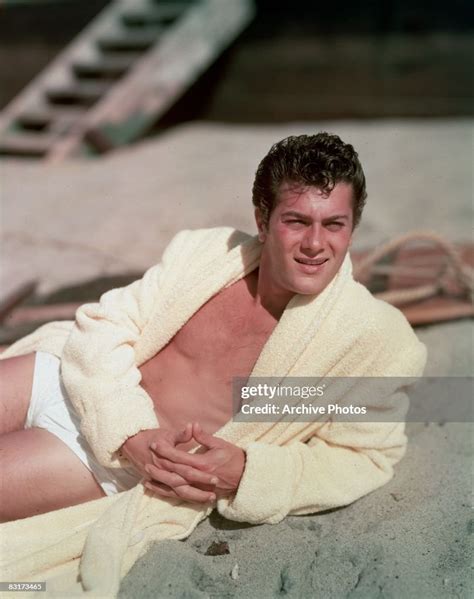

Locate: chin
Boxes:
[296,284,325,296]
[290,279,326,296]
[294,268,340,295]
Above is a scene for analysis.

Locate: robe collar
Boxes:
[138,232,353,379]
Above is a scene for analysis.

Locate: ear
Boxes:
[254,208,267,242]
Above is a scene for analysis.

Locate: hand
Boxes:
[145,422,246,503]
[120,425,193,478]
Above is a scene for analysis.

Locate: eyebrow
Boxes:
[281,211,350,221]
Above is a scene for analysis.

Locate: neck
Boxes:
[252,268,294,320]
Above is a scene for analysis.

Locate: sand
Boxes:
[2,119,472,295]
[1,120,473,597]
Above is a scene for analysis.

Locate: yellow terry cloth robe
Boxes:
[0,227,427,598]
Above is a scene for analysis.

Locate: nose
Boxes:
[301,223,325,254]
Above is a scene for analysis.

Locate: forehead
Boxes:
[274,182,354,215]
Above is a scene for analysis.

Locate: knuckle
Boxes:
[202,463,216,474]
[182,466,194,478]
[147,464,158,476]
[153,441,163,453]
[151,455,162,467]
[175,486,189,499]
[156,483,173,495]
[171,474,183,486]
[159,470,172,483]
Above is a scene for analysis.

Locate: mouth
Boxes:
[294,257,329,273]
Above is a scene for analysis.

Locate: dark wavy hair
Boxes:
[252,133,367,229]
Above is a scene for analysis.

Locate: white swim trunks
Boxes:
[25,351,142,496]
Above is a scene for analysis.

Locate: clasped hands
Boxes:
[120,423,246,504]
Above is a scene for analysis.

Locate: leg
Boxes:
[0,427,106,522]
[0,352,35,434]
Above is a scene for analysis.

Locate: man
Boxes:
[0,133,426,525]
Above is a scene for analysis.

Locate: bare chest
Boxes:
[172,285,271,372]
[139,275,277,432]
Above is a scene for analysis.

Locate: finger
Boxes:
[145,464,188,488]
[150,455,218,489]
[151,442,210,470]
[150,453,170,470]
[173,484,216,504]
[192,422,221,450]
[148,424,192,453]
[145,479,214,503]
[159,458,219,486]
[149,452,191,472]
[144,481,179,499]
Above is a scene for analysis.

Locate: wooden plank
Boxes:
[15,107,86,133]
[72,56,135,79]
[401,299,474,326]
[96,29,163,52]
[14,111,51,131]
[46,81,112,107]
[4,303,82,327]
[121,5,188,27]
[0,133,57,157]
[0,281,37,323]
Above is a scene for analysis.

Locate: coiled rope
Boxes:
[353,231,474,306]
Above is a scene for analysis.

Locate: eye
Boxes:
[285,219,306,224]
[326,222,344,231]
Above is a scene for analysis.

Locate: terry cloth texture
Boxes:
[0,227,427,598]
[26,351,142,496]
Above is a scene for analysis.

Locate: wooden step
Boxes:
[121,5,189,27]
[46,81,112,107]
[14,111,51,131]
[72,56,135,80]
[0,133,57,157]
[149,0,194,4]
[15,107,85,132]
[96,30,162,53]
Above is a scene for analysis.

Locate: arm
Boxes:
[216,411,408,524]
[60,227,250,469]
[217,411,409,525]
[143,298,425,518]
[213,299,427,524]
[144,408,407,522]
[61,232,186,468]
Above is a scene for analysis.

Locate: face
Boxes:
[255,181,354,298]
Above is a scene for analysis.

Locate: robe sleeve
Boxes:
[217,391,411,525]
[217,299,427,525]
[60,232,186,468]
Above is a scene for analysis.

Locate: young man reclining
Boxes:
[0,133,426,527]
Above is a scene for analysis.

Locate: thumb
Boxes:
[192,422,221,449]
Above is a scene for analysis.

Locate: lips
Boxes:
[295,257,328,266]
[294,256,329,274]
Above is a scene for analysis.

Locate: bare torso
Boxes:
[139,270,279,445]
